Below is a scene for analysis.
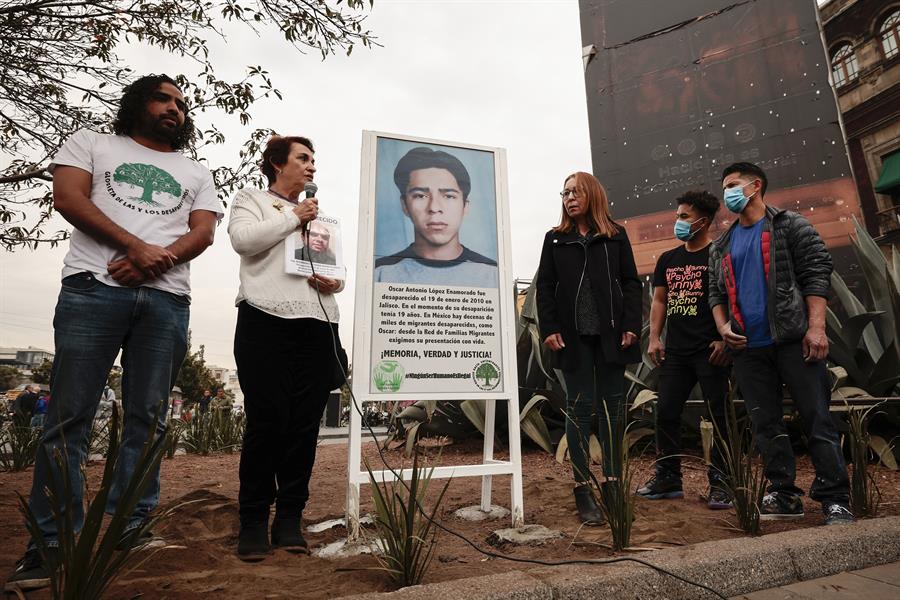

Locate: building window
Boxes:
[882,10,900,60]
[830,44,859,87]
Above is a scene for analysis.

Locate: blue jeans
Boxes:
[28,272,189,545]
[561,335,626,482]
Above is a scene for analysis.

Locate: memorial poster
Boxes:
[355,133,513,396]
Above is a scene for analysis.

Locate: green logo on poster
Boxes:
[373,360,405,392]
[472,360,501,391]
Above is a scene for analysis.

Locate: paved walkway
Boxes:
[733,561,900,599]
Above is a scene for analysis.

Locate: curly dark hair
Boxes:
[261,135,315,185]
[675,189,720,219]
[112,74,194,150]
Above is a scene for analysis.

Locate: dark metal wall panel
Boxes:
[579,0,862,274]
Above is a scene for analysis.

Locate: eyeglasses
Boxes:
[560,189,580,199]
[309,231,330,241]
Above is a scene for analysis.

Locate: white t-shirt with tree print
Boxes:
[50,129,223,297]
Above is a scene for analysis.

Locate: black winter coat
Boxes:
[535,226,643,370]
[708,205,833,344]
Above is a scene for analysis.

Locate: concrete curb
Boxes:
[340,516,900,599]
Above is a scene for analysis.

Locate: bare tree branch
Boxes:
[0,0,378,250]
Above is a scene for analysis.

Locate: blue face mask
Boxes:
[723,181,757,214]
[674,217,705,241]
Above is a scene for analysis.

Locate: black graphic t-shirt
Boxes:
[652,244,720,355]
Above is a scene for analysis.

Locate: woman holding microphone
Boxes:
[229,135,344,560]
[536,171,642,525]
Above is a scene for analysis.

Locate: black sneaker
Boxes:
[708,486,733,510]
[636,472,684,500]
[760,492,804,520]
[823,502,854,525]
[4,548,55,593]
[116,527,165,551]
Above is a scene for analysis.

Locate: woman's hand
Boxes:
[621,331,638,349]
[292,197,318,226]
[307,274,340,295]
[543,333,565,351]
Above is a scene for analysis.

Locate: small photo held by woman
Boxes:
[228,135,347,561]
[535,171,643,526]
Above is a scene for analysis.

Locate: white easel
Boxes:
[346,131,524,538]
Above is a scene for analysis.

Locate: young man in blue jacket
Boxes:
[709,162,852,525]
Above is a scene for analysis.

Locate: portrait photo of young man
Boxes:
[373,145,499,288]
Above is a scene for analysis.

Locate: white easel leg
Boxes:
[480,398,496,511]
[346,404,363,540]
[507,396,525,527]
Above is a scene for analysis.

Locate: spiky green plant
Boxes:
[0,422,42,471]
[713,394,766,535]
[164,418,184,459]
[182,413,215,455]
[18,402,169,600]
[212,408,245,453]
[88,416,122,461]
[826,218,900,397]
[585,399,634,551]
[366,449,450,588]
[847,402,884,518]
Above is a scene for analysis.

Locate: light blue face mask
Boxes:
[723,180,758,213]
[674,217,705,241]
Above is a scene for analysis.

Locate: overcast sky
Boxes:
[0,0,591,371]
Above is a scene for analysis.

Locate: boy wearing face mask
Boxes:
[637,190,733,509]
[708,162,852,526]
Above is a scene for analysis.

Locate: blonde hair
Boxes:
[553,171,619,237]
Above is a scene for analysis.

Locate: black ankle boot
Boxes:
[237,517,271,562]
[271,512,308,554]
[574,484,606,525]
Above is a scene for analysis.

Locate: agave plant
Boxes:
[212,408,245,453]
[182,413,216,456]
[18,402,170,600]
[713,393,766,535]
[0,422,42,471]
[366,449,450,588]
[826,218,900,398]
[164,418,184,459]
[581,402,635,552]
[846,402,884,518]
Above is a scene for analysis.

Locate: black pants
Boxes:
[733,341,849,504]
[234,302,335,521]
[655,348,730,483]
[561,335,626,481]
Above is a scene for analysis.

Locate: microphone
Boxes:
[303,182,318,233]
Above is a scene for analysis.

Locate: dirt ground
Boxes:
[2,440,899,599]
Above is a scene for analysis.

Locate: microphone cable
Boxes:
[302,248,728,600]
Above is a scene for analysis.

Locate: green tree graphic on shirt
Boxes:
[475,362,499,388]
[113,163,182,206]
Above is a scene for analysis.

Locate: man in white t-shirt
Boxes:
[6,74,222,593]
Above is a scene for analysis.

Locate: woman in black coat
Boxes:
[536,171,642,525]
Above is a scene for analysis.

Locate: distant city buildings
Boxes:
[821,0,900,243]
[0,346,54,370]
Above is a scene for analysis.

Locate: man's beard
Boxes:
[139,113,183,145]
